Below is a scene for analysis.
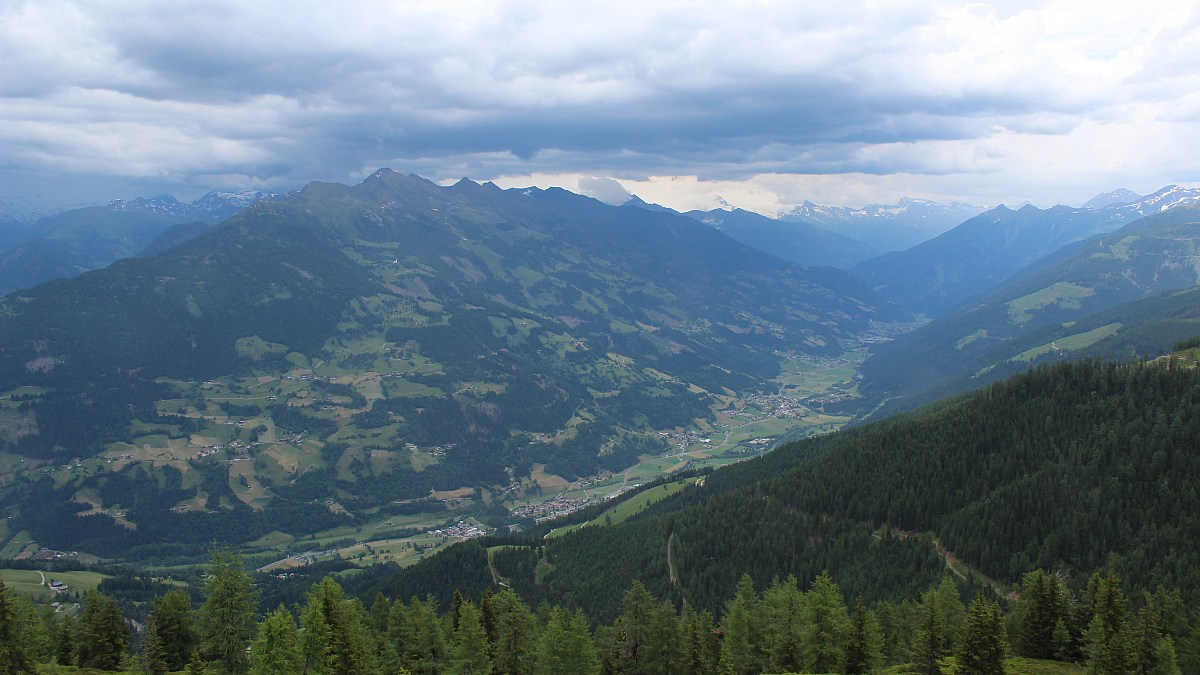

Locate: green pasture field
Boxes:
[1010,322,1123,362]
[0,568,109,600]
[1006,282,1096,324]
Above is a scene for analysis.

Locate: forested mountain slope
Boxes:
[851,186,1200,318]
[850,204,1128,317]
[856,205,1200,413]
[375,357,1200,626]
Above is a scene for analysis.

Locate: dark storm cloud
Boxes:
[3,0,1200,207]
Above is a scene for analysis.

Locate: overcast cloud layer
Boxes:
[4,0,1200,212]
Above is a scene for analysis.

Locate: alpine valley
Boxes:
[6,171,1200,674]
[0,170,901,563]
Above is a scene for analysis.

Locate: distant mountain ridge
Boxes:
[1081,187,1142,209]
[855,203,1200,413]
[109,190,283,222]
[779,197,987,252]
[0,190,283,295]
[682,207,879,268]
[851,185,1200,318]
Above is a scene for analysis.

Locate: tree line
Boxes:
[3,549,1197,674]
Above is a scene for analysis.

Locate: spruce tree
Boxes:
[760,576,803,673]
[153,588,199,671]
[187,649,208,675]
[1017,570,1056,658]
[251,606,302,675]
[76,590,129,671]
[800,572,851,673]
[299,577,370,675]
[199,547,258,675]
[910,590,946,675]
[0,578,32,675]
[681,606,717,675]
[1151,638,1183,675]
[1051,618,1073,661]
[613,580,656,671]
[936,576,966,653]
[535,608,599,675]
[718,574,761,675]
[1085,573,1135,674]
[398,596,446,672]
[645,600,683,675]
[55,612,75,666]
[957,596,1005,675]
[144,616,170,675]
[489,589,536,675]
[845,595,883,674]
[450,600,491,675]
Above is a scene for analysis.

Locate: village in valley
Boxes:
[1,339,873,574]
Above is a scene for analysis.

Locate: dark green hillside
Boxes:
[779,359,1200,591]
[857,206,1200,413]
[861,284,1200,412]
[366,495,945,625]
[0,170,897,559]
[135,220,210,257]
[0,214,371,457]
[379,357,1200,623]
[851,204,1128,317]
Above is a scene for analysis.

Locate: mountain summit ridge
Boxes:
[0,168,900,559]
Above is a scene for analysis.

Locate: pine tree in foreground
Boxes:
[76,590,128,671]
[251,606,302,675]
[535,607,599,675]
[845,594,884,674]
[0,578,33,675]
[450,600,492,674]
[910,589,946,675]
[200,547,259,675]
[957,595,1005,675]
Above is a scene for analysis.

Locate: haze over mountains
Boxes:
[2,172,1200,586]
[0,191,280,296]
[779,197,987,253]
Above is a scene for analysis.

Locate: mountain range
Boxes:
[3,169,1200,622]
[0,191,280,296]
[855,202,1200,414]
[850,185,1200,319]
[779,197,987,252]
[0,170,898,560]
[4,170,1200,675]
[681,207,880,269]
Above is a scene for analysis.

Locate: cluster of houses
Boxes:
[404,442,452,457]
[430,521,487,540]
[658,430,711,451]
[510,482,641,524]
[719,392,807,423]
[510,496,590,522]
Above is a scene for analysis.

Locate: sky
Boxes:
[4,0,1200,215]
